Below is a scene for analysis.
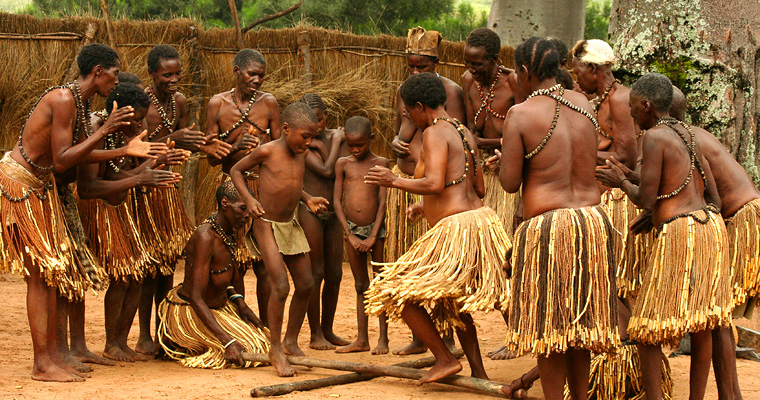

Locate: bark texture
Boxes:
[487,0,586,48]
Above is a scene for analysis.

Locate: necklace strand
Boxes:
[473,66,508,126]
[147,85,176,140]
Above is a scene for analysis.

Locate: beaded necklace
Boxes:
[219,88,267,140]
[525,84,601,159]
[473,65,509,127]
[653,117,706,200]
[430,117,477,186]
[18,81,92,171]
[200,212,237,274]
[591,79,620,140]
[147,85,176,140]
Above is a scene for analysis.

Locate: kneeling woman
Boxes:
[364,72,511,383]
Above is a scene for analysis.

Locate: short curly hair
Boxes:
[282,102,319,129]
[77,43,119,78]
[631,73,673,113]
[234,49,266,68]
[105,83,150,115]
[147,44,180,72]
[399,72,447,109]
[118,72,142,86]
[465,28,501,60]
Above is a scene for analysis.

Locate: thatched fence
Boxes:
[0,12,515,221]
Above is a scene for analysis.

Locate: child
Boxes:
[230,102,328,377]
[333,116,389,354]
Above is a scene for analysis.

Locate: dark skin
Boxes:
[334,132,389,355]
[572,59,638,171]
[177,197,260,367]
[230,120,328,377]
[300,108,350,350]
[9,61,134,383]
[497,66,602,400]
[391,54,466,176]
[462,45,523,152]
[365,100,486,385]
[390,54,465,355]
[206,61,282,173]
[596,94,721,400]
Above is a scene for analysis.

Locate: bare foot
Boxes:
[393,340,427,355]
[309,333,336,350]
[103,345,135,362]
[32,363,85,382]
[121,343,152,361]
[418,359,462,385]
[324,332,351,347]
[372,340,389,355]
[269,349,295,377]
[60,352,93,373]
[282,340,305,357]
[336,340,370,353]
[488,346,518,360]
[135,338,158,356]
[55,359,91,378]
[71,349,116,366]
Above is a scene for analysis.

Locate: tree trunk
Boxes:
[487,0,586,48]
[609,0,760,182]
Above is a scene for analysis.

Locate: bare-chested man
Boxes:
[0,43,135,382]
[206,48,282,329]
[597,73,733,400]
[157,180,269,369]
[365,72,510,386]
[387,26,466,356]
[499,37,619,400]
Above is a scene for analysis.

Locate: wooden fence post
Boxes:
[227,0,244,49]
[297,31,312,85]
[61,22,98,84]
[99,0,114,47]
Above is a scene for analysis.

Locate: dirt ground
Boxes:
[2,263,760,400]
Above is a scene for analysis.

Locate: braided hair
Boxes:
[514,37,559,81]
[299,93,326,111]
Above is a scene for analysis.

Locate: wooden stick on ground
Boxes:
[243,352,507,397]
[250,350,464,397]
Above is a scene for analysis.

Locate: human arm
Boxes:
[265,95,282,140]
[391,89,414,158]
[229,147,266,218]
[77,159,181,203]
[165,94,207,152]
[699,146,721,210]
[602,134,664,209]
[498,108,524,193]
[305,129,345,178]
[596,96,637,169]
[462,72,476,132]
[332,158,361,250]
[228,260,263,328]
[300,190,329,215]
[82,130,169,164]
[357,158,390,252]
[445,83,467,127]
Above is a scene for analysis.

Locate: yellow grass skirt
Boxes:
[365,207,511,335]
[483,167,520,239]
[157,286,270,369]
[505,205,620,356]
[726,198,760,304]
[602,188,641,299]
[629,208,733,346]
[133,185,193,276]
[383,165,428,263]
[0,152,90,300]
[563,344,673,400]
[78,190,154,282]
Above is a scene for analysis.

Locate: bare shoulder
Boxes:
[174,91,188,106]
[258,91,278,106]
[461,70,474,88]
[440,76,462,92]
[370,154,389,167]
[336,156,349,169]
[562,89,594,114]
[47,87,75,108]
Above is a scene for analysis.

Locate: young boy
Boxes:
[333,116,389,355]
[230,102,328,377]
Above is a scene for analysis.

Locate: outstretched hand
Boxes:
[485,149,501,171]
[171,123,206,151]
[125,130,168,159]
[200,133,233,159]
[391,137,411,158]
[595,157,631,188]
[137,163,182,187]
[306,196,329,215]
[364,166,396,187]
[99,101,135,136]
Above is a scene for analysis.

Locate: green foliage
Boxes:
[27,0,486,39]
[651,57,695,90]
[585,0,611,40]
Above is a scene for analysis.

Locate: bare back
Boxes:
[502,88,601,219]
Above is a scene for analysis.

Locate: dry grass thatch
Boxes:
[0,12,515,222]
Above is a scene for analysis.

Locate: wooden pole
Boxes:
[297,31,312,86]
[99,0,114,47]
[250,350,464,397]
[61,22,98,84]
[242,353,508,397]
[241,0,304,33]
[227,0,244,49]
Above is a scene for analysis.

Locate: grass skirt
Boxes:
[0,152,89,300]
[78,190,154,282]
[365,207,511,335]
[602,188,641,299]
[133,185,193,276]
[725,198,760,305]
[563,344,673,400]
[383,165,428,263]
[629,208,733,346]
[505,205,620,356]
[157,286,270,369]
[482,151,520,239]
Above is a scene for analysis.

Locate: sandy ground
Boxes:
[2,263,760,400]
